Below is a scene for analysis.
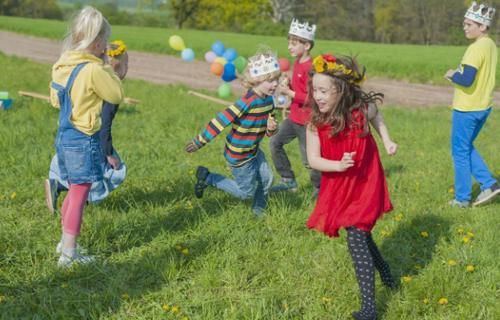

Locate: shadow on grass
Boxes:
[376,213,451,318]
[0,235,216,319]
[384,163,405,178]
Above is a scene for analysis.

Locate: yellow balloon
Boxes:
[214,57,227,65]
[169,35,185,51]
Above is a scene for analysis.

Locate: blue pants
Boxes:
[206,150,273,213]
[451,108,496,202]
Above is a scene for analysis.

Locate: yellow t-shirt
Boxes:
[452,36,497,111]
[50,51,124,135]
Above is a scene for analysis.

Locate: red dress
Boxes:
[307,110,393,237]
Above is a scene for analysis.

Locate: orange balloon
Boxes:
[210,62,224,76]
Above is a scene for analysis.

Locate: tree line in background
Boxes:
[2,0,500,45]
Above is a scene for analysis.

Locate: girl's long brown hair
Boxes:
[308,55,383,136]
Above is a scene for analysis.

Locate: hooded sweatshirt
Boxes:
[50,51,124,135]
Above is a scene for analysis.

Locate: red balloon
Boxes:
[278,58,290,72]
[210,62,224,76]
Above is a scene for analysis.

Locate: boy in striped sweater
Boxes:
[185,49,281,216]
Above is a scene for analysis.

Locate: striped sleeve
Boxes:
[193,100,248,147]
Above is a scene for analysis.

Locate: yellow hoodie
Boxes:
[50,51,124,135]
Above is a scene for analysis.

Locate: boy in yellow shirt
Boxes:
[445,1,499,207]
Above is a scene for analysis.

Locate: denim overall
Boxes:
[51,63,103,185]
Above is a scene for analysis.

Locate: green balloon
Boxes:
[233,56,247,74]
[218,83,232,99]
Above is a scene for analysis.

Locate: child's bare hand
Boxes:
[444,69,455,80]
[185,141,200,153]
[107,155,121,169]
[383,140,398,156]
[337,152,356,171]
[267,115,278,132]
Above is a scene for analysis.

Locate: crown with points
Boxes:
[288,18,316,41]
[465,2,496,26]
[248,54,280,78]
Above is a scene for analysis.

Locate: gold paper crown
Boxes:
[289,19,316,41]
[465,1,495,26]
[248,54,280,78]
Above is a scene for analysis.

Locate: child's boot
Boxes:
[270,177,298,192]
[194,166,210,198]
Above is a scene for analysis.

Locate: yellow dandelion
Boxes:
[448,187,454,194]
[402,276,413,283]
[438,297,448,305]
[394,213,403,221]
[121,293,129,300]
[462,236,471,244]
[171,305,180,314]
[181,248,189,255]
[321,296,332,303]
[188,169,195,175]
[162,304,170,312]
[182,317,190,320]
[447,260,457,266]
[420,231,429,238]
[423,298,429,304]
[456,227,465,234]
[466,231,474,238]
[10,192,16,199]
[466,265,475,273]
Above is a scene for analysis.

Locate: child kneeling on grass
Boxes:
[185,47,280,216]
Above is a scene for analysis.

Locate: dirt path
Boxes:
[2,30,500,107]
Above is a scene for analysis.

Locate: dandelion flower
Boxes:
[448,187,454,194]
[182,317,190,320]
[447,260,457,266]
[423,298,429,304]
[466,265,475,273]
[402,276,413,283]
[420,231,429,238]
[462,236,471,244]
[321,296,332,303]
[171,305,180,314]
[456,228,464,235]
[466,231,474,238]
[10,192,16,199]
[181,248,189,255]
[438,297,448,305]
[162,304,170,312]
[394,213,403,221]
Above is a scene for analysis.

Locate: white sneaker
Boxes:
[473,183,500,206]
[57,248,95,268]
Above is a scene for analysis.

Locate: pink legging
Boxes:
[61,183,91,236]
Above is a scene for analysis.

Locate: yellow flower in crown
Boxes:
[107,40,127,58]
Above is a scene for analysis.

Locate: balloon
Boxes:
[211,41,225,56]
[181,48,195,61]
[214,57,227,65]
[223,48,238,62]
[218,83,232,99]
[210,62,224,76]
[277,95,287,105]
[233,56,247,74]
[204,51,217,63]
[169,35,185,51]
[221,63,237,82]
[278,58,290,71]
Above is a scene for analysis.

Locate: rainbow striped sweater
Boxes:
[193,90,275,166]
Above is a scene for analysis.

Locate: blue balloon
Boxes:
[211,41,225,57]
[223,48,238,62]
[181,48,195,61]
[221,63,237,82]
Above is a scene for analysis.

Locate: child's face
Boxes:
[287,37,310,58]
[254,77,279,97]
[463,18,487,39]
[312,74,339,113]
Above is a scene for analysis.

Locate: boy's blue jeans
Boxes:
[451,108,496,202]
[206,150,273,214]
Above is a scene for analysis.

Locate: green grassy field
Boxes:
[0,53,499,319]
[1,15,498,87]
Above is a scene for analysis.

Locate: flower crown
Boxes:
[312,54,366,85]
[107,40,127,58]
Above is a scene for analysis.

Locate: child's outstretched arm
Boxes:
[367,103,398,156]
[306,125,355,172]
[185,101,248,153]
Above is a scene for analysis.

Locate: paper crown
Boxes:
[288,18,316,41]
[465,1,496,26]
[248,54,280,78]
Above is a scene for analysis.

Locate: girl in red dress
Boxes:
[306,54,397,320]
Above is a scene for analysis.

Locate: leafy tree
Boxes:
[170,0,201,29]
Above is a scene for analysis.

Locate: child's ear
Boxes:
[479,24,488,32]
[305,42,312,51]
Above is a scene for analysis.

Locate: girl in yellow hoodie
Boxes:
[48,6,123,267]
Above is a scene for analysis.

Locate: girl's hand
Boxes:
[383,139,398,156]
[267,114,278,132]
[185,141,200,153]
[444,69,455,80]
[107,155,121,169]
[337,152,355,172]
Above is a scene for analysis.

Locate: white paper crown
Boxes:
[288,18,316,41]
[465,2,495,26]
[248,54,280,78]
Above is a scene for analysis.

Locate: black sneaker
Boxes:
[44,179,59,213]
[194,166,209,199]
